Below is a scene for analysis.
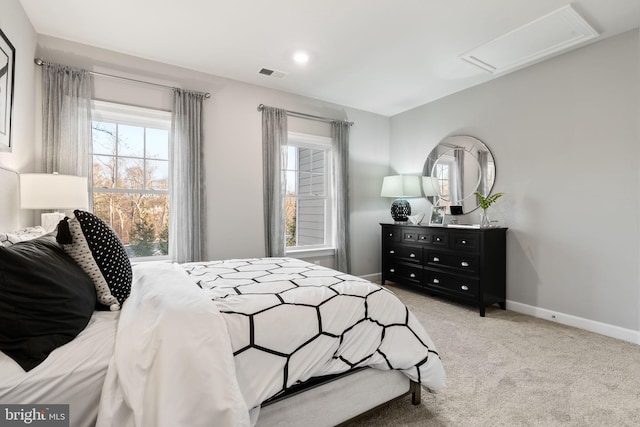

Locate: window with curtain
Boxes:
[91,100,171,259]
[284,132,334,252]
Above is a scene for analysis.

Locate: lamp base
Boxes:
[41,212,66,233]
[390,199,411,222]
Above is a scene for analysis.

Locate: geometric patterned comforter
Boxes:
[96,258,446,427]
[182,258,446,408]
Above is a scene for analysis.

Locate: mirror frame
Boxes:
[422,135,496,215]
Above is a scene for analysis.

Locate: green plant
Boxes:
[475,192,504,210]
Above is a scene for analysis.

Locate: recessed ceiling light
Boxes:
[293,51,309,65]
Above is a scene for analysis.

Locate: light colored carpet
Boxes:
[346,283,640,426]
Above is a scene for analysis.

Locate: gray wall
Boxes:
[0,0,37,228]
[390,30,640,331]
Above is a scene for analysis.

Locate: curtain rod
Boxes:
[34,58,211,99]
[257,104,353,126]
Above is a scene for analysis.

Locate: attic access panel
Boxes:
[460,4,598,74]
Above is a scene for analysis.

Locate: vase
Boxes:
[480,209,491,228]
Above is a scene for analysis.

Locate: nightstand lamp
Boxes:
[380,175,421,222]
[20,173,89,232]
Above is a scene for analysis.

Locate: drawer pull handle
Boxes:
[461,261,469,267]
[389,250,395,254]
[407,234,413,239]
[433,278,440,284]
[433,257,440,262]
[461,285,469,291]
[410,273,416,278]
[389,233,393,237]
[462,240,466,244]
[436,237,441,242]
[410,253,416,258]
[389,269,395,273]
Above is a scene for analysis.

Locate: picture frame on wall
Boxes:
[429,206,446,227]
[0,27,15,152]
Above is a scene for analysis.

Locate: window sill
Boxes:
[286,247,336,259]
[130,255,171,265]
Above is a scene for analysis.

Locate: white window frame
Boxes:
[285,131,335,257]
[91,100,172,261]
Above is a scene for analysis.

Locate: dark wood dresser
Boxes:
[380,223,507,316]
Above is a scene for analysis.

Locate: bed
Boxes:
[0,165,446,427]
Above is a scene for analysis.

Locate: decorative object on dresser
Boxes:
[381,223,506,316]
[407,212,425,225]
[19,173,88,232]
[428,206,446,226]
[380,175,422,222]
[475,191,504,228]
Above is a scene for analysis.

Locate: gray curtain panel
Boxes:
[261,106,287,257]
[477,149,489,197]
[170,89,206,263]
[332,120,351,274]
[452,147,464,205]
[41,63,92,179]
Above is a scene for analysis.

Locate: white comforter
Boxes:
[97,258,446,427]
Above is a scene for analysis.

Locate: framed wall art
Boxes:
[0,27,15,152]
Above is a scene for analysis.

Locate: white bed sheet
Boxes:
[0,311,119,427]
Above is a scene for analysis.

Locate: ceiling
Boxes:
[19,0,640,116]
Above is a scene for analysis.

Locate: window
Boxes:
[91,100,171,259]
[284,132,334,252]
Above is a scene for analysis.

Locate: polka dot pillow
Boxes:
[57,210,132,310]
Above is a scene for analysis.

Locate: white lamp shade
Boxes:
[422,176,441,197]
[380,175,422,198]
[20,173,89,210]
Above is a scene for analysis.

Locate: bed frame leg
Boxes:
[410,381,421,405]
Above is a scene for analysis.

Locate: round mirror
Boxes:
[422,135,495,214]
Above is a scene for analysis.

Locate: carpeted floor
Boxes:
[346,283,640,426]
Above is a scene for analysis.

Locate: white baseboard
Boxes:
[364,273,640,345]
[507,300,640,345]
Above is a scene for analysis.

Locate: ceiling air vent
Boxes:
[459,4,598,74]
[258,68,287,79]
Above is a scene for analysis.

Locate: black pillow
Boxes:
[0,235,96,371]
[57,210,132,311]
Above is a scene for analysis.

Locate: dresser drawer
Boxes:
[417,233,430,243]
[401,230,419,242]
[425,251,479,275]
[386,261,422,285]
[430,231,448,247]
[383,227,401,243]
[424,271,478,299]
[452,233,479,252]
[411,230,448,247]
[395,245,422,263]
[384,244,422,263]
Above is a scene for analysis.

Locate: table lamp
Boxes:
[380,175,421,222]
[20,173,89,232]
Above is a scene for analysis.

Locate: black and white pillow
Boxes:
[57,210,132,311]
